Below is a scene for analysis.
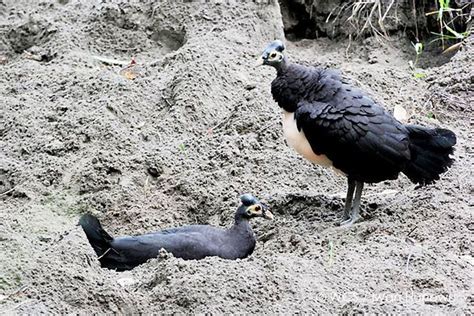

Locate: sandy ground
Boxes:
[0,0,473,314]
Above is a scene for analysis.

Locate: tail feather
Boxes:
[79,214,114,258]
[403,125,456,185]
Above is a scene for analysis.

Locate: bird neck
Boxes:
[233,213,249,225]
[271,62,299,112]
[275,56,289,74]
[232,216,252,233]
[228,217,256,258]
[230,217,255,251]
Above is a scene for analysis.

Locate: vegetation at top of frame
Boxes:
[425,0,472,53]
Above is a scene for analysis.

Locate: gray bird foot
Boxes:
[337,210,351,225]
[339,214,362,227]
[339,213,350,223]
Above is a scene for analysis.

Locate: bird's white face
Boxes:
[245,204,274,220]
[239,194,274,220]
[267,50,284,63]
[256,40,286,67]
[256,49,284,67]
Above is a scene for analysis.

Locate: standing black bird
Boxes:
[79,194,273,271]
[257,40,456,226]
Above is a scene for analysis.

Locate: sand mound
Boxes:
[1,0,472,314]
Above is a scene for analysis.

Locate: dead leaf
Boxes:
[405,237,415,245]
[23,50,43,61]
[394,104,408,122]
[442,42,463,55]
[121,69,137,80]
[119,57,139,80]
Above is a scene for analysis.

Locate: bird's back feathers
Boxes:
[271,63,455,184]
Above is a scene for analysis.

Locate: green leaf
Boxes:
[440,0,450,9]
[413,72,426,79]
[444,23,466,39]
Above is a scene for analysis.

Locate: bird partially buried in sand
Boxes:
[256,40,456,226]
[79,194,273,271]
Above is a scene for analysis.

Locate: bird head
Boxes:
[237,193,273,220]
[256,40,286,68]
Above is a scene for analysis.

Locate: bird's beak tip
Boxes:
[263,210,274,220]
[255,56,264,68]
[261,203,273,220]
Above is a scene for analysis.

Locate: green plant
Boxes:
[409,42,426,79]
[327,240,335,267]
[426,0,471,52]
[437,0,453,48]
[413,72,427,79]
[412,42,423,67]
[430,23,471,53]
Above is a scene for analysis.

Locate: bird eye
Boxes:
[270,52,277,58]
[254,205,262,212]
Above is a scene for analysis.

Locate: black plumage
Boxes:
[79,194,273,271]
[258,40,456,225]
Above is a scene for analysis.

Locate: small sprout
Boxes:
[327,240,334,267]
[413,72,426,79]
[410,42,424,69]
[412,42,424,55]
[426,112,435,119]
[178,143,186,152]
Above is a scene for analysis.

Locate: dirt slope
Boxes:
[0,0,472,314]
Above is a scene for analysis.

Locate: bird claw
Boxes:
[341,212,351,222]
[339,214,362,227]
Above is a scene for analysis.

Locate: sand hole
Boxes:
[6,19,56,54]
[87,6,186,58]
[279,0,317,41]
[148,28,186,52]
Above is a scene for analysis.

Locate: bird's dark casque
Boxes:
[79,194,273,271]
[257,40,456,226]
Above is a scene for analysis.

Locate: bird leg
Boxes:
[342,178,356,222]
[340,181,364,226]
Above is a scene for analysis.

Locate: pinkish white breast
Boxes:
[282,110,345,176]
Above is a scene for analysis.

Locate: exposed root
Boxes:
[324,0,399,41]
[347,0,396,40]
